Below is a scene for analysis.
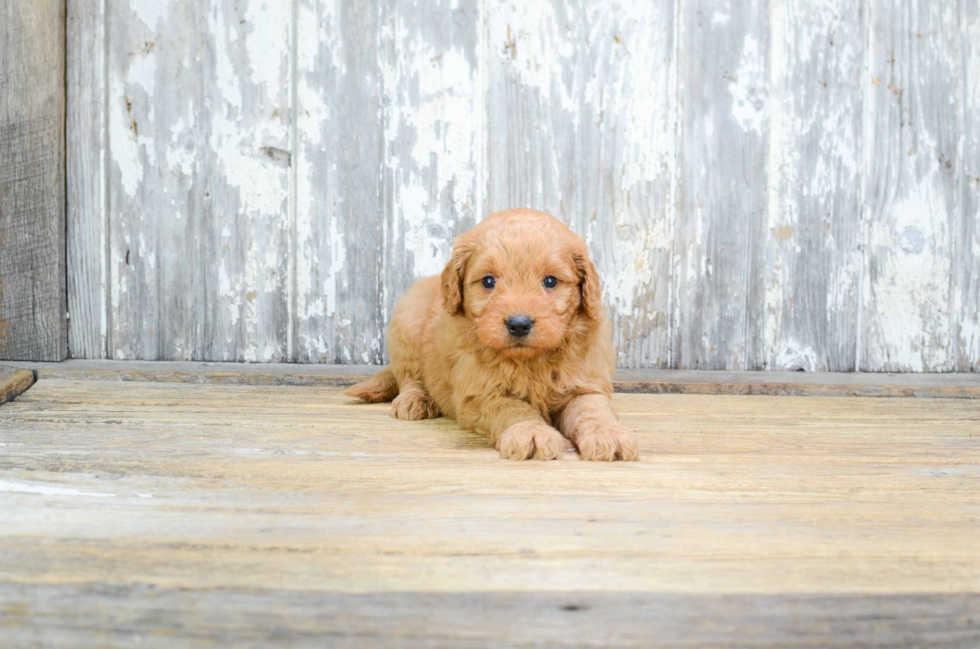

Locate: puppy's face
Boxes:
[442,211,603,359]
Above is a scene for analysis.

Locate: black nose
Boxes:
[506,315,534,338]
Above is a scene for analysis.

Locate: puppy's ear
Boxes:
[573,246,603,320]
[442,238,471,316]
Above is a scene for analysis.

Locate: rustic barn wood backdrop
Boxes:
[0,0,66,361]
[61,0,979,371]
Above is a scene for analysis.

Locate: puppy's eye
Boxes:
[543,275,558,289]
[481,275,496,289]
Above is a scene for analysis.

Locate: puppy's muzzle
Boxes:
[505,315,534,338]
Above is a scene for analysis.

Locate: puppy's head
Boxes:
[441,209,603,359]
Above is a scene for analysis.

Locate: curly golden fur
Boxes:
[345,208,638,461]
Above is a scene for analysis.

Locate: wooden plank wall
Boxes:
[960,0,980,372]
[0,0,67,361]
[65,0,980,371]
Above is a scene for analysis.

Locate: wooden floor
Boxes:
[1,376,978,647]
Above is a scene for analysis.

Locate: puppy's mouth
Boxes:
[499,336,549,358]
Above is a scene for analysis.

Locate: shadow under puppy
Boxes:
[346,208,638,461]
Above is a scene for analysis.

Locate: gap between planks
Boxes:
[5,360,980,398]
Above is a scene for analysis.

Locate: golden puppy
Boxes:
[345,208,637,461]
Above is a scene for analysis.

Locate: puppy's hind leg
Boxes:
[344,364,437,419]
[344,367,438,419]
[354,274,441,420]
[345,368,399,403]
[391,379,439,420]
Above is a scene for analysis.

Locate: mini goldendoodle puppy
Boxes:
[345,208,638,461]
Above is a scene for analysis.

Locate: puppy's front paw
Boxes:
[497,421,568,461]
[574,421,638,461]
[391,390,439,420]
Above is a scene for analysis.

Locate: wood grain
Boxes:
[672,0,769,370]
[0,379,978,645]
[0,0,67,361]
[66,0,107,359]
[764,1,864,371]
[106,1,206,360]
[379,0,484,334]
[202,0,292,363]
[2,586,978,648]
[960,0,980,371]
[104,1,293,361]
[64,0,980,370]
[294,0,386,363]
[862,1,962,371]
[0,365,34,404]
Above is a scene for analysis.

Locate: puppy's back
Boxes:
[387,275,442,352]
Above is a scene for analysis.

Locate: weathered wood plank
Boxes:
[486,0,677,368]
[17,360,375,387]
[2,585,977,649]
[6,360,980,397]
[0,380,978,648]
[764,1,864,371]
[378,0,485,339]
[611,367,980,398]
[106,2,206,359]
[66,0,108,359]
[106,1,292,362]
[959,0,980,371]
[861,1,962,371]
[0,0,67,361]
[64,1,979,371]
[294,0,386,363]
[0,365,34,404]
[202,0,292,362]
[672,1,769,370]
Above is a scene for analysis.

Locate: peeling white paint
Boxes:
[383,8,480,281]
[961,7,980,369]
[730,34,768,134]
[132,0,169,30]
[869,183,952,371]
[0,480,115,498]
[111,49,157,198]
[323,216,345,318]
[761,0,866,371]
[604,219,671,317]
[244,0,289,92]
[775,341,820,371]
[80,0,975,370]
[220,150,287,217]
[765,0,792,369]
[210,8,243,111]
[860,0,962,372]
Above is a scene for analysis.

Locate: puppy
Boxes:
[345,208,637,461]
